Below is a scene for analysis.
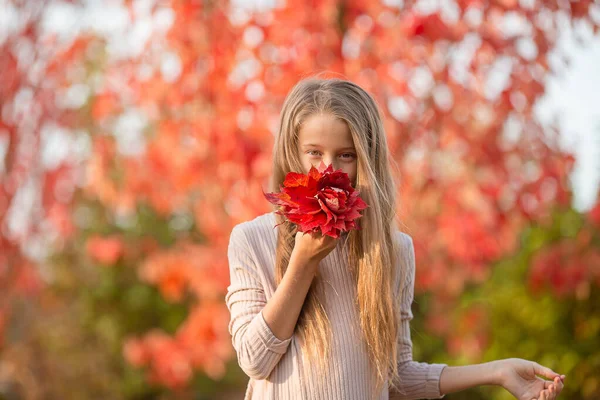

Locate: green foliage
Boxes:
[413,206,600,399]
[40,199,245,399]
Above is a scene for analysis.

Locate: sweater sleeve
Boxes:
[225,224,292,380]
[390,234,447,400]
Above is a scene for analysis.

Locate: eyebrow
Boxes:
[302,144,356,151]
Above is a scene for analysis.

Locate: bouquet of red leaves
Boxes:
[263,162,368,238]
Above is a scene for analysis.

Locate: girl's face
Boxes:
[297,112,357,186]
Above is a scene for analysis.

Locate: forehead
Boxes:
[298,113,354,149]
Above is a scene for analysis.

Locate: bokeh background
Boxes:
[1,0,600,399]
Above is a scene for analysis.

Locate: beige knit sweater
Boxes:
[225,212,447,399]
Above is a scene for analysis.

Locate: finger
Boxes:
[554,378,564,394]
[534,362,561,380]
[548,384,555,397]
[539,389,547,400]
[547,377,562,391]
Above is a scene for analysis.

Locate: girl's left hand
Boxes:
[497,358,565,400]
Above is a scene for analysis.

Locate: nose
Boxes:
[323,155,338,170]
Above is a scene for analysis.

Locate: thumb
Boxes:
[533,362,560,380]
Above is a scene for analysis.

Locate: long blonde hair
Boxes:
[270,77,406,396]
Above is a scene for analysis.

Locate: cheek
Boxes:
[299,155,313,174]
[344,165,357,183]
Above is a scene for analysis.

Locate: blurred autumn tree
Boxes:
[0,1,88,397]
[1,0,599,399]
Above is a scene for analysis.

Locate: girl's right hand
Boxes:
[292,230,339,266]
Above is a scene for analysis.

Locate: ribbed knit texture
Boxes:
[225,212,447,400]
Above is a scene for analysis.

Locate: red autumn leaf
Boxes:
[263,161,368,238]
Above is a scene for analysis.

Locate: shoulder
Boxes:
[228,211,277,252]
[228,212,278,278]
[230,212,276,239]
[395,231,414,249]
[396,230,415,268]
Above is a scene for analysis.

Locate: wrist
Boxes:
[289,252,320,275]
[485,360,506,387]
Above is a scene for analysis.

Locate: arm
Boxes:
[260,249,319,339]
[389,234,447,400]
[432,345,565,399]
[391,234,565,400]
[225,225,318,380]
[438,362,502,394]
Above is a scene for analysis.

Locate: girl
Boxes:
[225,77,565,400]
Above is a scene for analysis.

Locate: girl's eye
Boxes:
[306,150,356,160]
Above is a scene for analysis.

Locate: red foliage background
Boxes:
[1,0,599,391]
